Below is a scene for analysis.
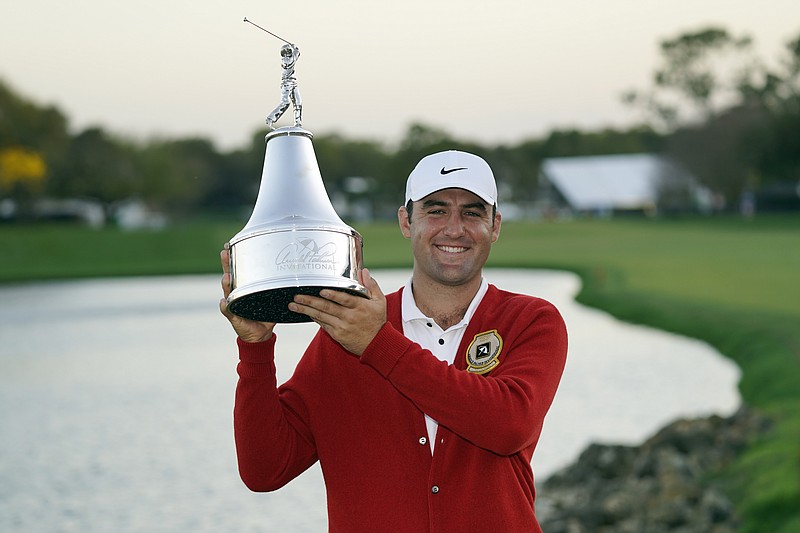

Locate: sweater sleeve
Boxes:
[360,295,567,456]
[234,335,318,491]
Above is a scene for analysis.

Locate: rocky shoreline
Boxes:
[536,406,771,533]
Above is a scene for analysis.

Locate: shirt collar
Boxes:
[402,276,489,330]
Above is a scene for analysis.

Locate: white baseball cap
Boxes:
[405,150,497,207]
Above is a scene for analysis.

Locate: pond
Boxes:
[0,270,741,532]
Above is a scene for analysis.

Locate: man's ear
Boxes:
[398,206,411,238]
[491,211,502,243]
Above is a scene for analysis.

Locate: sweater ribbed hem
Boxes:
[236,335,277,378]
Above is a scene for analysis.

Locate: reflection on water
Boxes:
[0,270,740,532]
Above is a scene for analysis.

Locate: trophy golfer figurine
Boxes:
[266,42,302,129]
[243,17,302,129]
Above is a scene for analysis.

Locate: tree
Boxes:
[54,127,138,211]
[623,27,800,210]
[623,27,760,130]
[0,146,48,217]
[0,79,69,151]
[740,31,800,188]
[138,137,223,212]
[666,106,768,208]
[0,78,70,198]
[0,146,47,193]
[314,133,393,210]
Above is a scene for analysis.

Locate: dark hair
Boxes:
[404,199,497,225]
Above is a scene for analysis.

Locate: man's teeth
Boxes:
[438,245,467,253]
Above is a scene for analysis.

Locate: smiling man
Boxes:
[220,150,568,532]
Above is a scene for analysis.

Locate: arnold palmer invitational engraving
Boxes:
[276,239,338,272]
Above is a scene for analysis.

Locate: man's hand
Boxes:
[219,244,276,344]
[288,268,387,356]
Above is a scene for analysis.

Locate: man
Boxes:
[219,150,568,532]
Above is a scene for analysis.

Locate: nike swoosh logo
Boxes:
[440,167,467,175]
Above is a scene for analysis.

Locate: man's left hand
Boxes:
[289,268,387,356]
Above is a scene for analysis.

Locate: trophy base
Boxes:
[228,285,368,323]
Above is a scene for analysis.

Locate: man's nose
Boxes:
[443,213,465,237]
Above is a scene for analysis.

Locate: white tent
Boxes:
[540,154,693,213]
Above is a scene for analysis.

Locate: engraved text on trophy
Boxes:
[276,239,338,272]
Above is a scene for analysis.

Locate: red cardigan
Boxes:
[234,284,568,532]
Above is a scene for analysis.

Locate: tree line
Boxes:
[1,26,798,223]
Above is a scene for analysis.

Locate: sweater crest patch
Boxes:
[465,329,503,374]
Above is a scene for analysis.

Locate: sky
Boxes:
[1,0,798,151]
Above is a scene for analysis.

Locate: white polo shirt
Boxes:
[401,277,489,454]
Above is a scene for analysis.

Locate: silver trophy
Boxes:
[227,20,368,323]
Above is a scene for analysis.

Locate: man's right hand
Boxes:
[219,244,276,344]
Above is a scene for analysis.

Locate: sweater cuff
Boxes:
[360,322,413,378]
[236,335,277,378]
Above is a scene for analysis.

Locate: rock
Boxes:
[536,406,770,532]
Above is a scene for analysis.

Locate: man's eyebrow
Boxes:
[463,202,488,212]
[420,199,488,212]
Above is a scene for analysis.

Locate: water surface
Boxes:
[0,270,741,532]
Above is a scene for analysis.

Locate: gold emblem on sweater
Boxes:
[466,330,503,374]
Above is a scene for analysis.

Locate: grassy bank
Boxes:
[2,215,798,531]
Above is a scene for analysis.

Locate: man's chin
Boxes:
[432,266,479,287]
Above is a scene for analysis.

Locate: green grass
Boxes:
[1,214,799,531]
[0,219,239,281]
